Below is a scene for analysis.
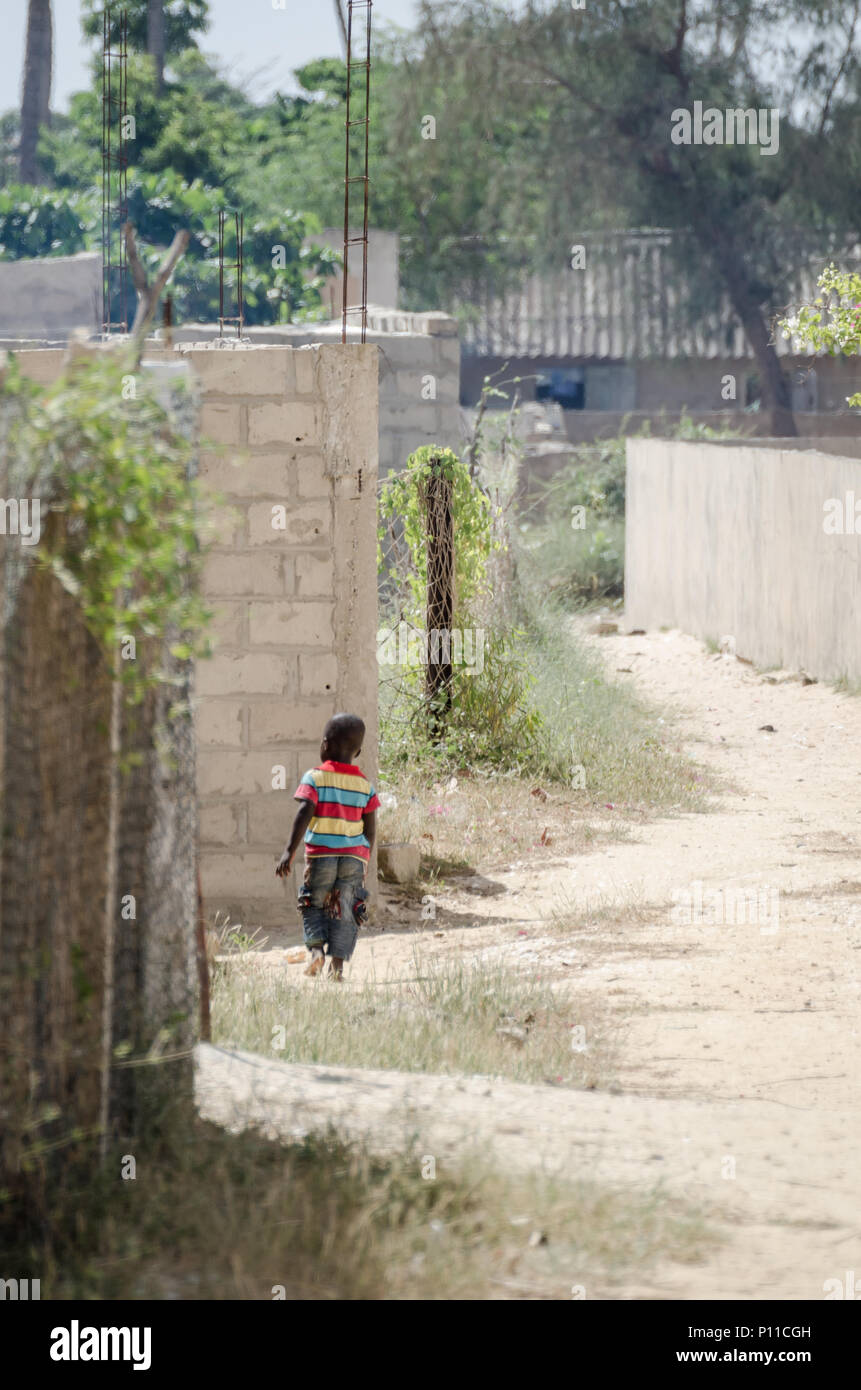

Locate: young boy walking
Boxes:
[276,713,379,980]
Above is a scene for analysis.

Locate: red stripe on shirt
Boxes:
[314,801,364,821]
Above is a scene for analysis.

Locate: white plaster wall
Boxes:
[626,438,861,680]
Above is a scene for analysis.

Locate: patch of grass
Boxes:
[379,611,709,831]
[378,422,712,810]
[518,434,627,603]
[212,950,615,1090]
[516,600,711,809]
[518,513,626,606]
[516,414,743,607]
[0,1116,710,1300]
[377,770,628,873]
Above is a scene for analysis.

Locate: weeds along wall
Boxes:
[11,343,379,932]
[0,380,198,1166]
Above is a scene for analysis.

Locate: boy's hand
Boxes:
[275,849,294,879]
[278,801,314,879]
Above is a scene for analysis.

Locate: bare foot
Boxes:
[304,949,326,977]
[328,957,344,981]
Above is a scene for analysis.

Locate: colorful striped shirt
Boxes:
[294,761,380,861]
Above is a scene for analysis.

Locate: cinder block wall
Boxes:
[625,438,861,681]
[14,343,379,932]
[186,344,379,928]
[171,310,462,477]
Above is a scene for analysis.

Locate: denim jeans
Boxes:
[298,855,365,960]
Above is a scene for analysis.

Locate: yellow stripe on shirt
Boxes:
[311,816,365,837]
[312,771,370,795]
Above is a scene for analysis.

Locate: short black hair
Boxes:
[322,713,365,760]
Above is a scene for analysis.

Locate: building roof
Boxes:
[457,229,859,362]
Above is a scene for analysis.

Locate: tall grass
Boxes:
[517,413,743,605]
[1,1115,709,1299]
[513,588,708,809]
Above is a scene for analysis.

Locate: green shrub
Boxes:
[379,445,543,773]
[519,414,743,606]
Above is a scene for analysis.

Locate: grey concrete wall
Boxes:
[462,353,861,417]
[0,253,100,338]
[169,311,461,476]
[306,228,400,316]
[551,410,861,450]
[186,343,379,929]
[625,437,861,681]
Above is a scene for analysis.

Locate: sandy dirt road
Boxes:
[197,625,861,1299]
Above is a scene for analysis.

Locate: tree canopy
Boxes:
[80,0,210,61]
[2,0,861,384]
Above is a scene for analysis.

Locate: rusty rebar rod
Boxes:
[218,208,244,339]
[342,1,373,344]
[101,3,129,335]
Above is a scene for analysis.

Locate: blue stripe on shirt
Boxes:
[306,831,371,849]
[298,783,370,808]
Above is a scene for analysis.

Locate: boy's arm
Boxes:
[275,800,314,878]
[362,809,376,880]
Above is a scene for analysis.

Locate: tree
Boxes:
[19,0,52,185]
[147,0,167,93]
[372,0,861,436]
[781,266,861,407]
[81,0,209,65]
[332,0,348,59]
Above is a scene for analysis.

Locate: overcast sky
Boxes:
[1,0,422,113]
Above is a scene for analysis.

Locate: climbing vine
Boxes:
[378,444,497,621]
[377,444,542,771]
[2,353,213,705]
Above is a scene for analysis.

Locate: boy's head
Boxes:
[320,712,365,765]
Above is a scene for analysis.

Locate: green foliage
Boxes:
[379,445,543,773]
[2,39,336,328]
[519,413,743,606]
[379,445,497,620]
[80,0,210,59]
[0,165,333,328]
[3,0,858,342]
[330,2,861,332]
[380,623,544,776]
[39,50,252,192]
[663,409,749,443]
[536,436,627,523]
[0,184,98,258]
[294,58,349,105]
[232,58,372,242]
[2,354,212,702]
[781,265,861,407]
[121,172,335,326]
